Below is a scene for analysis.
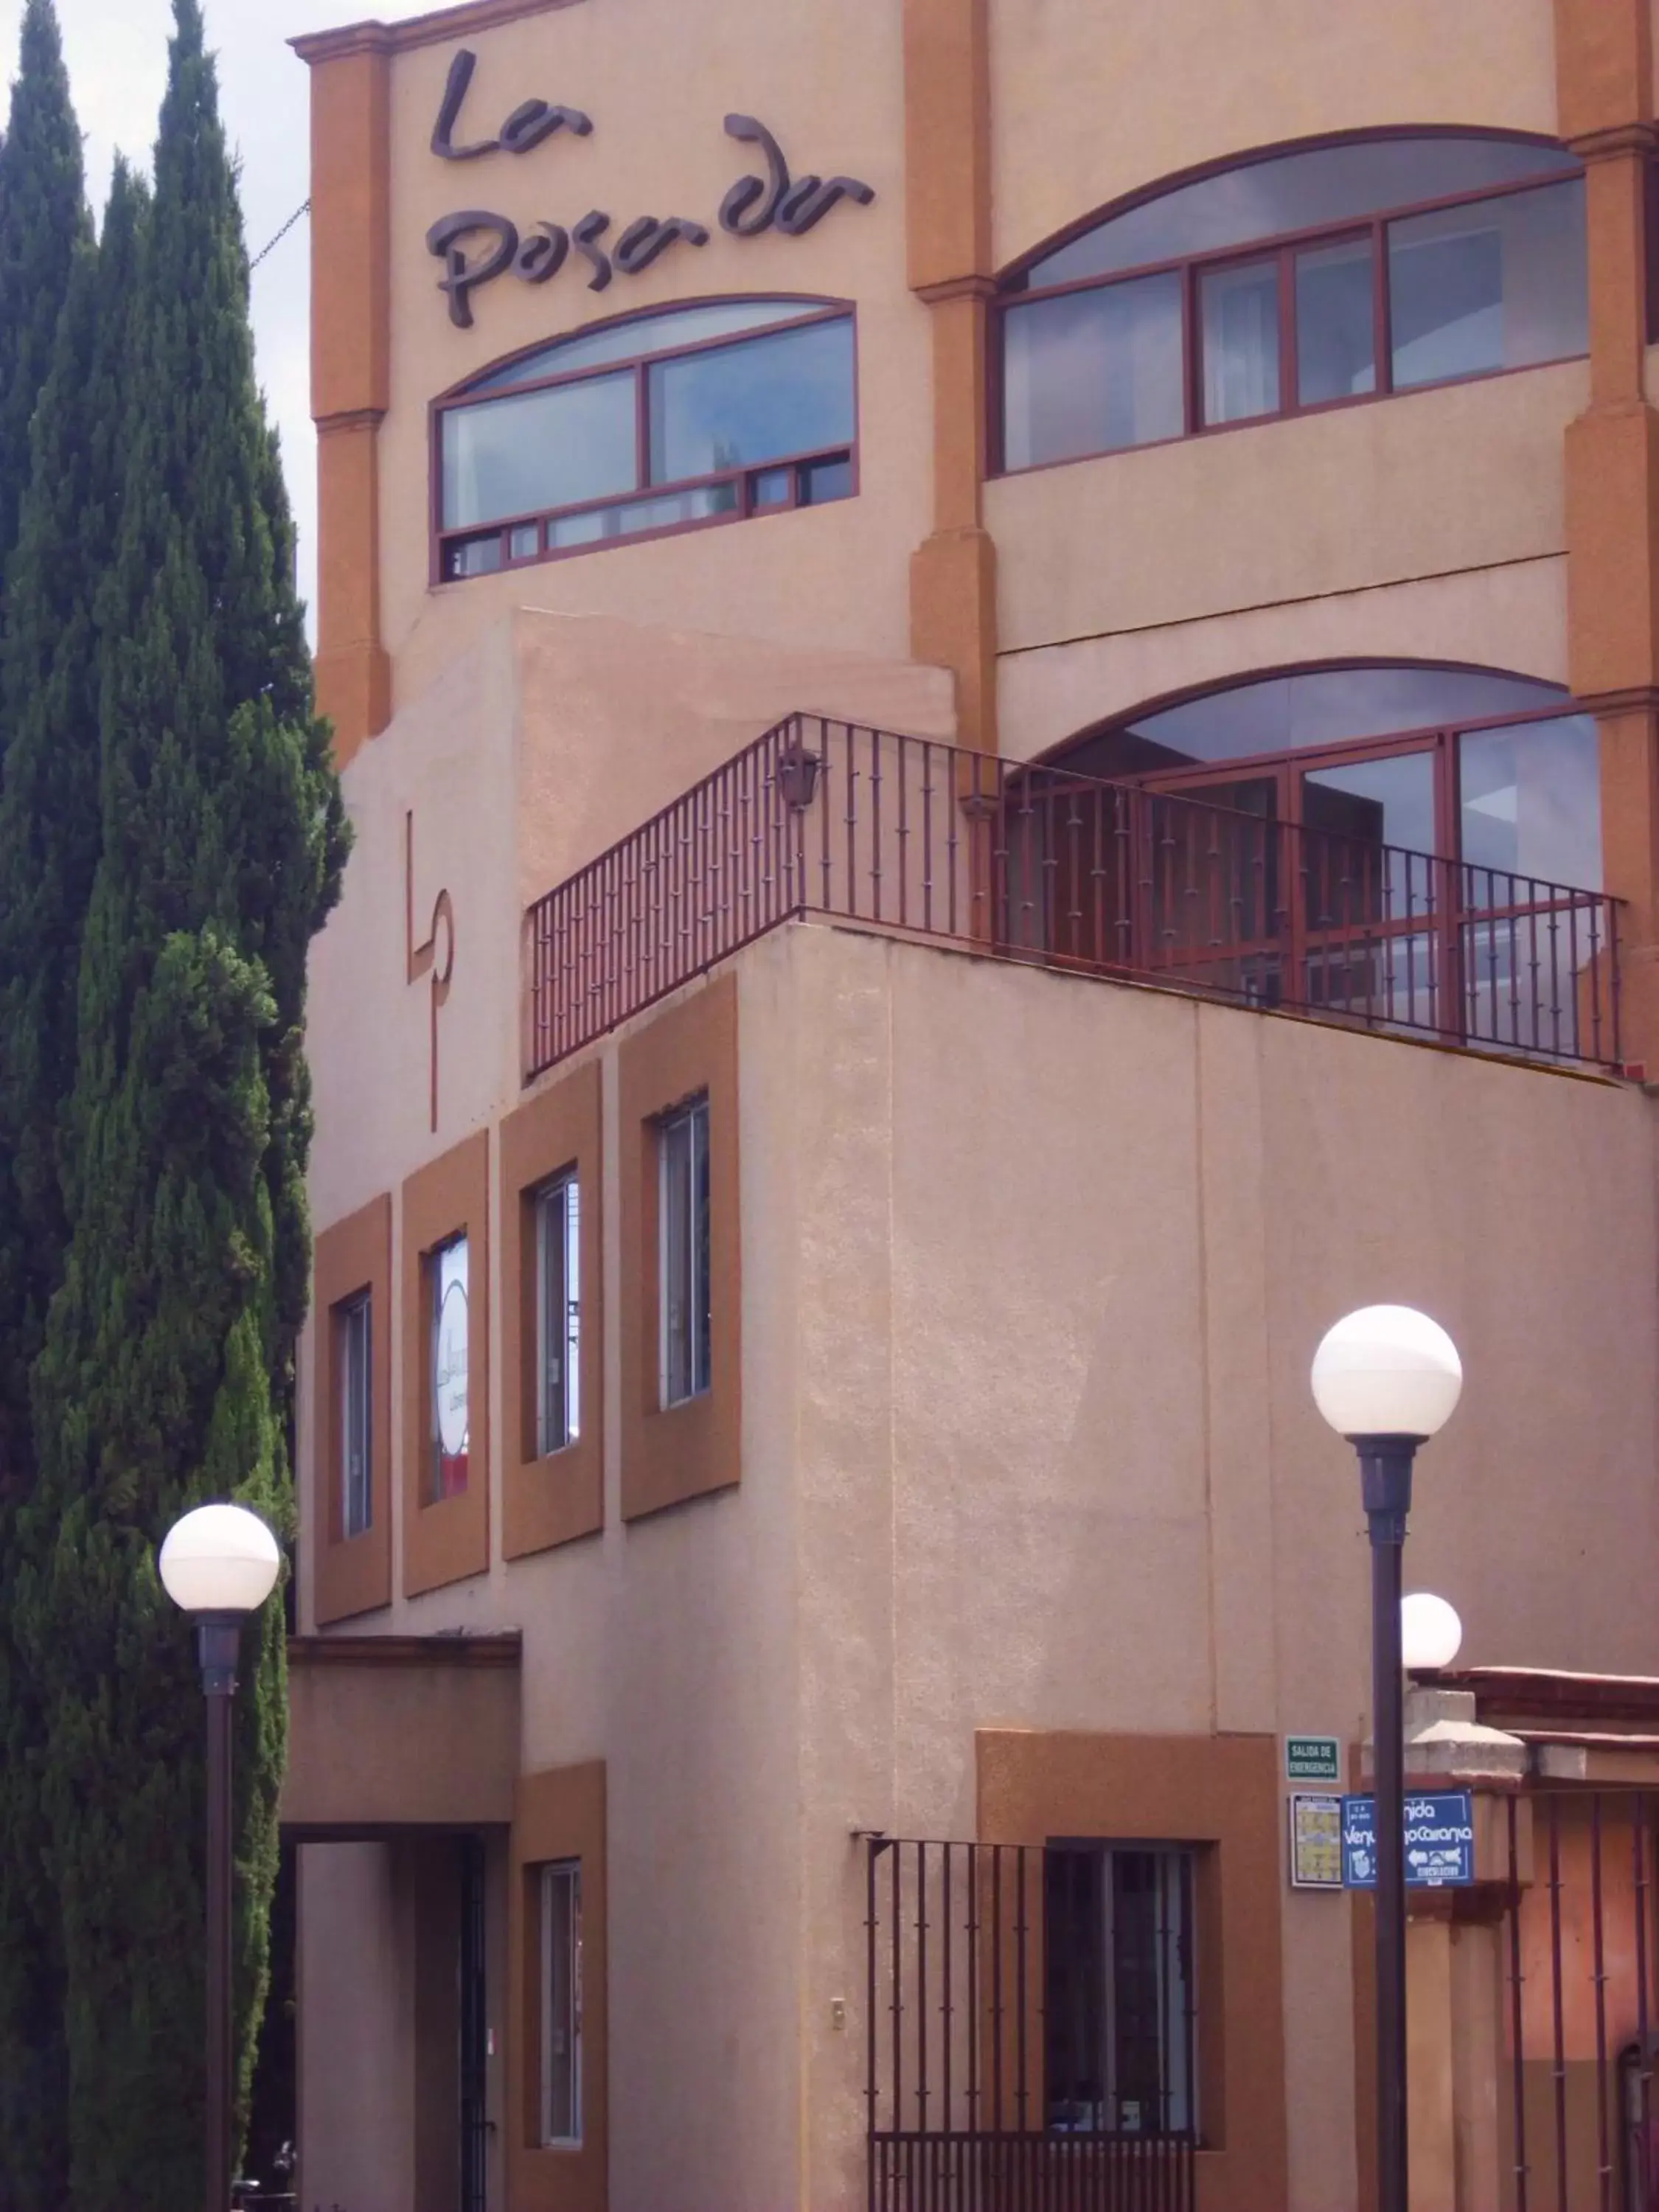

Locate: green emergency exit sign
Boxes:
[1285,1735,1342,1783]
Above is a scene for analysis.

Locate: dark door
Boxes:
[459,1837,489,2212]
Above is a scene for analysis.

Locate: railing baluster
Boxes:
[519,727,1623,1079]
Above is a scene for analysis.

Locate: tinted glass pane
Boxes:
[546,483,738,548]
[752,466,793,507]
[1296,235,1375,403]
[1302,751,1439,923]
[1200,259,1280,424]
[445,534,503,580]
[799,454,853,504]
[442,371,636,527]
[647,318,854,483]
[1095,666,1568,773]
[1459,714,1600,889]
[470,299,820,392]
[1389,177,1586,388]
[1002,272,1183,467]
[1024,136,1576,288]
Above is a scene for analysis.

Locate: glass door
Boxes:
[1298,748,1447,1032]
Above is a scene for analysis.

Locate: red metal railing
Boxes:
[524,714,1621,1079]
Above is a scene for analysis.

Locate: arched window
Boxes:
[1048,662,1600,889]
[998,134,1587,471]
[436,297,857,580]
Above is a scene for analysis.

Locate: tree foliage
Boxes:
[0,4,347,2204]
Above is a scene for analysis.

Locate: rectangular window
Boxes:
[647,317,855,484]
[658,1096,711,1408]
[535,1172,581,1457]
[427,1233,470,1503]
[442,370,638,530]
[1045,1843,1197,2137]
[1388,175,1587,389]
[540,1860,582,2146]
[1200,257,1281,425]
[1295,234,1376,404]
[336,1292,372,1540]
[1001,271,1184,467]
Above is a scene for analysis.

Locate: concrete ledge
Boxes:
[283,1632,521,1834]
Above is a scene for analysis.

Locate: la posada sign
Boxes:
[425,48,876,327]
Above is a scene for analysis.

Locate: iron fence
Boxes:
[524,714,1621,1079]
[1503,1790,1659,2212]
[865,1837,1197,2212]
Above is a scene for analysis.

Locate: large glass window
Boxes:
[427,1234,470,1503]
[438,299,856,578]
[658,1096,711,1409]
[535,1171,581,1457]
[999,134,1586,468]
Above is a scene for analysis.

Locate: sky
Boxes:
[0,0,428,630]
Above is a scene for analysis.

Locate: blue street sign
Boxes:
[1340,1790,1475,1889]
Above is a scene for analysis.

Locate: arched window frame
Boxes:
[430,293,859,583]
[1037,655,1597,886]
[992,126,1588,476]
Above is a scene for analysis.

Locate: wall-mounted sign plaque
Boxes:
[1285,1734,1343,1783]
[1340,1791,1475,1890]
[426,52,877,327]
[1288,1793,1343,1890]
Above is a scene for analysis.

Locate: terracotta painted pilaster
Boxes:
[303,37,393,766]
[903,0,997,750]
[1556,0,1659,1068]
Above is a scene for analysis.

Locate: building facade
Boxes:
[284,1,1659,2207]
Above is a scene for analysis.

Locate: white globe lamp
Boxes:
[1311,1304,1463,1441]
[1401,1591,1464,1674]
[159,1501,281,1619]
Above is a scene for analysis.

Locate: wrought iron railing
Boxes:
[524,714,1621,1078]
[865,1836,1198,2212]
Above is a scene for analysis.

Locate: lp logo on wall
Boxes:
[426,49,876,327]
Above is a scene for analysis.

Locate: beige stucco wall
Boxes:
[744,921,1659,2212]
[298,1843,414,2212]
[989,358,1585,756]
[377,0,927,706]
[987,0,1558,268]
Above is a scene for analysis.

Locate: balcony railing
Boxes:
[524,714,1621,1079]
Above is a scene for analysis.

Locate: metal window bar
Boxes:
[866,1837,1197,2212]
[1500,1788,1659,2212]
[524,720,1621,1080]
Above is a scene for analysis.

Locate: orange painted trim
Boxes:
[617,978,740,1523]
[292,0,587,65]
[401,1130,492,1598]
[976,1728,1290,2210]
[509,1761,608,2212]
[313,1194,394,1625]
[499,1059,604,1560]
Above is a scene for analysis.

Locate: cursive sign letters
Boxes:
[431,48,592,161]
[424,52,875,327]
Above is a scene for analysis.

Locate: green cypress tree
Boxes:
[0,0,89,593]
[0,165,149,2212]
[19,1,347,2201]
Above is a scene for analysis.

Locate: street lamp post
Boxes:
[1311,1306,1462,2212]
[159,1503,282,2212]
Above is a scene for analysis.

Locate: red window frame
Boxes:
[993,139,1588,475]
[430,296,859,583]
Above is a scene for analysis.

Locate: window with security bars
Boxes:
[336,1291,372,1539]
[1045,1843,1197,2137]
[658,1096,710,1408]
[540,1859,582,2146]
[535,1172,580,1455]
